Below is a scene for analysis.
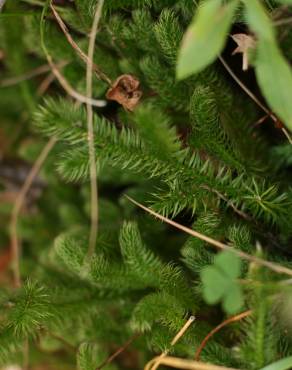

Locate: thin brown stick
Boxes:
[85,0,104,258]
[96,333,140,370]
[219,56,292,144]
[219,56,274,117]
[149,316,195,370]
[23,337,29,370]
[9,137,57,287]
[195,310,252,361]
[274,16,292,27]
[50,3,112,86]
[48,331,76,352]
[0,62,66,88]
[145,356,238,370]
[40,4,105,109]
[44,51,106,107]
[201,185,252,222]
[252,114,269,128]
[36,72,55,95]
[126,196,292,277]
[282,127,292,144]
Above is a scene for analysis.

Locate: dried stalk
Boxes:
[219,55,292,144]
[40,2,106,108]
[0,62,67,87]
[145,356,238,370]
[148,316,195,370]
[85,0,104,258]
[195,310,252,360]
[96,333,140,370]
[10,137,56,287]
[50,3,112,86]
[126,196,292,277]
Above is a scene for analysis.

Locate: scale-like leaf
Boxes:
[177,0,238,79]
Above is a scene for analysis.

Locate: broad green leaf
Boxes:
[201,251,243,313]
[260,357,292,370]
[256,39,292,132]
[222,283,244,314]
[243,0,275,42]
[176,0,238,79]
[215,251,241,279]
[201,266,230,304]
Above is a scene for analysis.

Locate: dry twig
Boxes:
[0,62,67,88]
[195,310,252,361]
[126,196,292,277]
[10,137,56,287]
[36,72,56,95]
[50,2,112,86]
[145,356,238,370]
[219,56,292,144]
[85,0,104,258]
[96,333,140,370]
[147,316,195,370]
[40,2,106,108]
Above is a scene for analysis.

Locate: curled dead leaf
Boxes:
[106,74,142,111]
[231,33,256,71]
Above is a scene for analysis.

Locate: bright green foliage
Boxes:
[0,0,292,368]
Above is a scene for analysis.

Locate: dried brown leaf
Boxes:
[106,74,142,111]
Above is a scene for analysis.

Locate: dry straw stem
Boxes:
[96,333,140,370]
[195,310,252,361]
[0,61,67,88]
[36,72,56,95]
[40,2,105,108]
[85,0,104,258]
[148,316,195,370]
[10,137,57,288]
[219,55,292,144]
[50,2,112,86]
[43,52,105,107]
[126,196,292,277]
[145,356,238,370]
